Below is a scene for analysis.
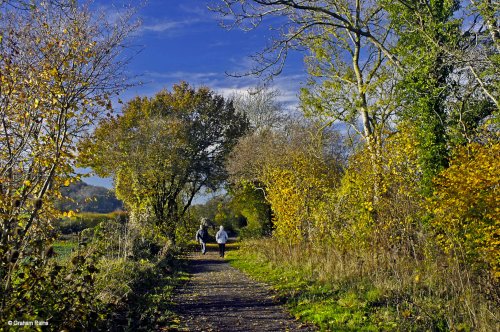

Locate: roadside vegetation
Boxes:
[0,1,192,330]
[228,237,498,331]
[1,0,498,331]
[210,1,499,330]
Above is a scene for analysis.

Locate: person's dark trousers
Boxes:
[200,241,206,254]
[218,243,225,257]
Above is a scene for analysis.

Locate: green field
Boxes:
[52,239,78,262]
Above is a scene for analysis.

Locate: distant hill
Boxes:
[56,181,123,213]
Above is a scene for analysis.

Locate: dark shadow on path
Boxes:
[169,251,316,332]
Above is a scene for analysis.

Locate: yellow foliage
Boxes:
[63,210,76,218]
[262,147,339,244]
[431,139,500,277]
[335,124,423,251]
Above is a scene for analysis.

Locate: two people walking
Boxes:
[195,220,228,257]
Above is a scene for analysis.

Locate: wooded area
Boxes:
[0,0,498,330]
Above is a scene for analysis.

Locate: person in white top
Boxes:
[215,225,228,257]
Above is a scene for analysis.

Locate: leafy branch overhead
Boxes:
[0,0,139,326]
[212,0,402,77]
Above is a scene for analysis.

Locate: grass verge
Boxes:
[226,242,423,331]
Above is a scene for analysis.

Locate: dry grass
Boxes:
[237,237,499,331]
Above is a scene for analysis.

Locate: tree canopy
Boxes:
[79,82,249,242]
[0,0,136,297]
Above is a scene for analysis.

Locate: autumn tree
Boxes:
[80,82,249,243]
[460,0,499,109]
[226,130,277,236]
[388,0,499,110]
[431,136,500,278]
[228,120,344,243]
[225,86,290,235]
[299,6,401,202]
[212,0,401,75]
[0,0,137,318]
[213,1,403,205]
[215,0,499,194]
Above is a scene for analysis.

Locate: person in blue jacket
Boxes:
[195,225,209,254]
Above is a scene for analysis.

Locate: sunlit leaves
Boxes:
[431,137,500,277]
[81,82,249,242]
[228,123,344,244]
[264,149,339,244]
[0,0,137,319]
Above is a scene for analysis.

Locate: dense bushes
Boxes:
[226,123,499,331]
[4,250,106,330]
[227,124,344,243]
[431,140,500,278]
[1,213,177,330]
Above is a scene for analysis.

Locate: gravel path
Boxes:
[170,248,316,332]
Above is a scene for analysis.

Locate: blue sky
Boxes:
[84,0,308,189]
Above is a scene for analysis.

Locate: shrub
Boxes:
[431,140,500,277]
[4,249,108,330]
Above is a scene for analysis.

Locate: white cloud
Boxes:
[138,17,202,35]
[177,4,209,17]
[178,3,234,23]
[141,21,181,32]
[145,71,219,80]
[136,2,216,36]
[120,62,307,114]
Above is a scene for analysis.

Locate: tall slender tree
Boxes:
[214,0,401,203]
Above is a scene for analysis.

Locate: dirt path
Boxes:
[170,247,316,332]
